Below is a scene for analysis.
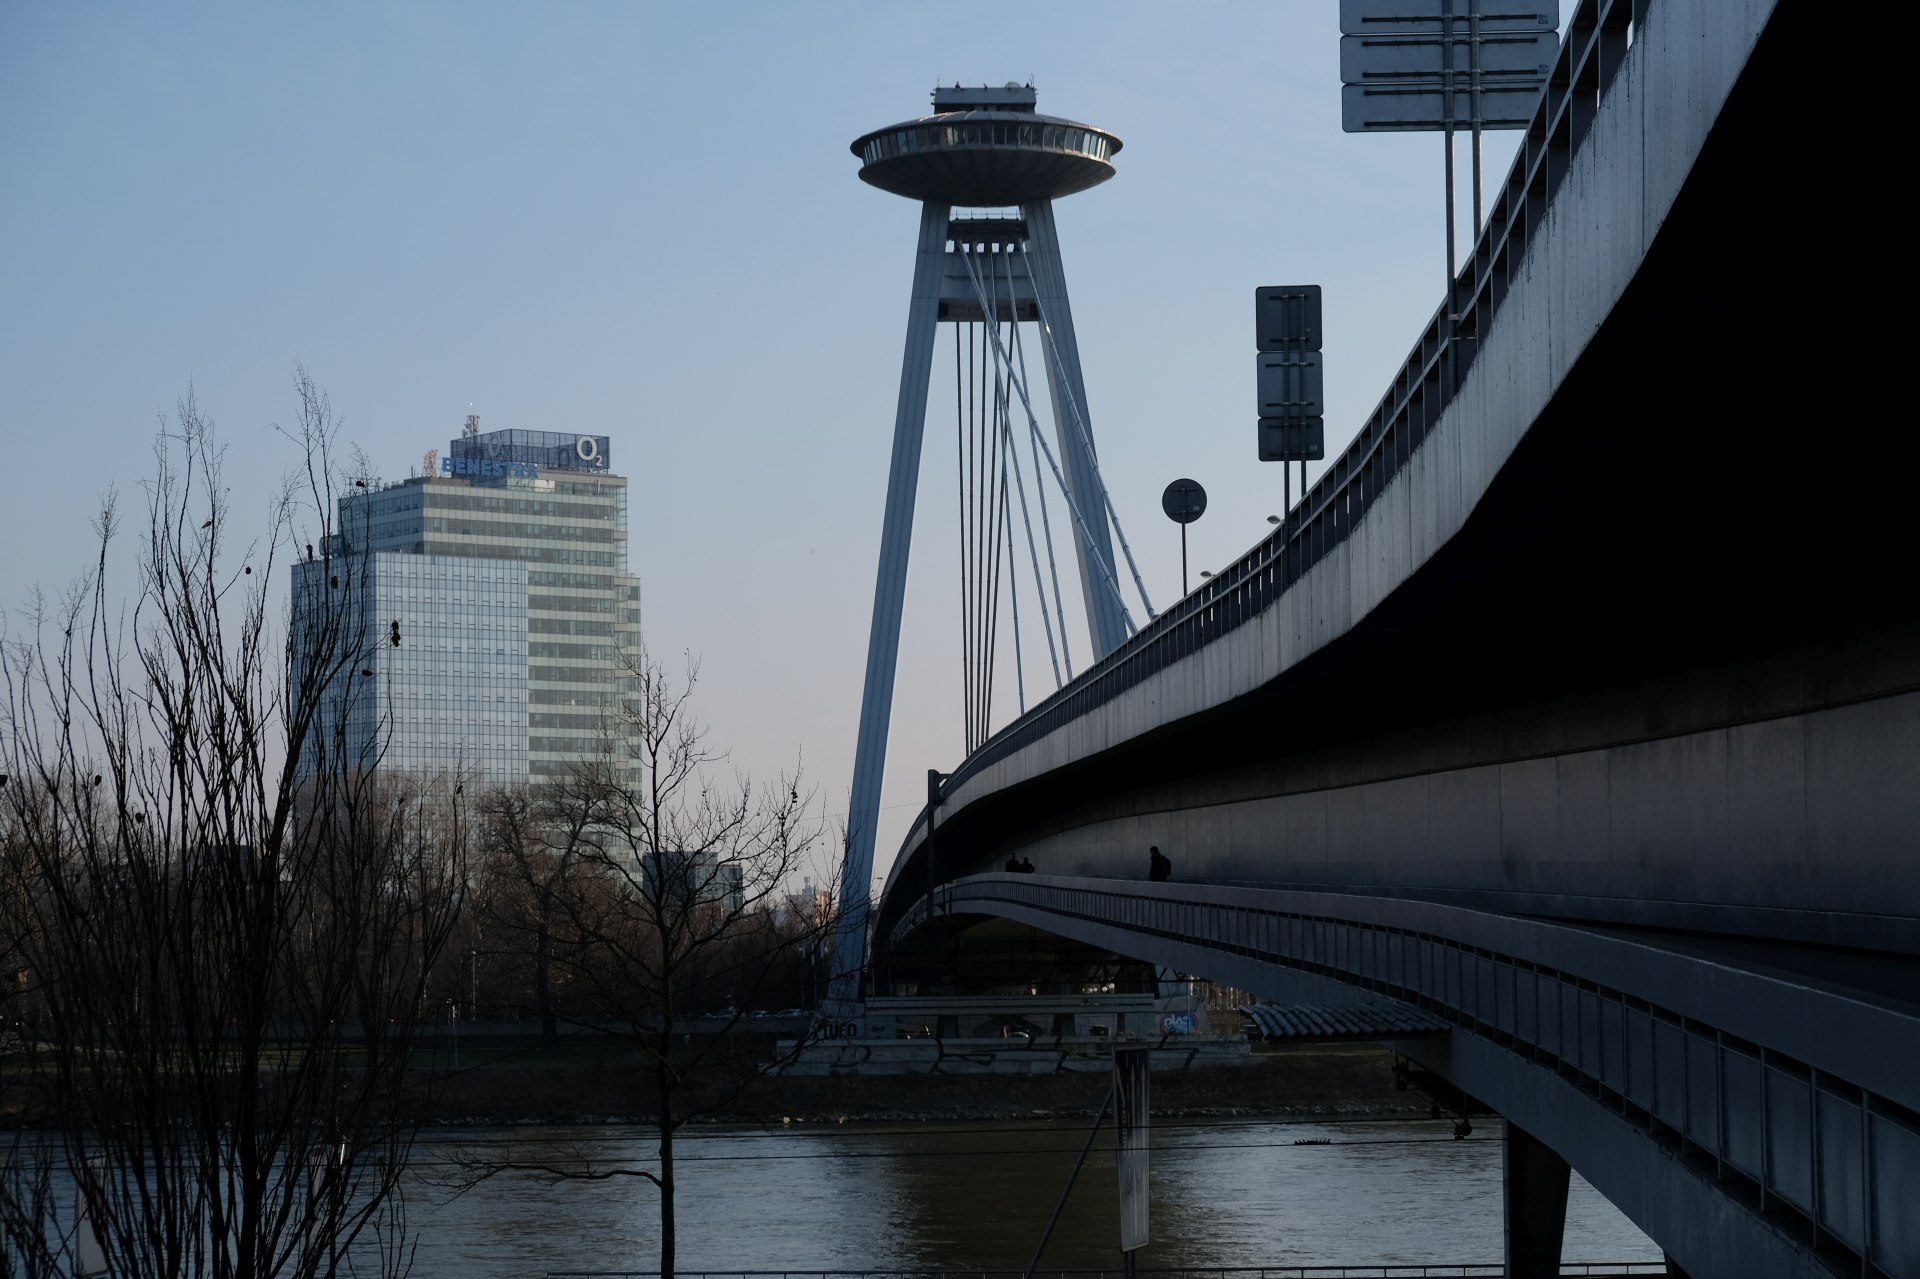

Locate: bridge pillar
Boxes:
[1503,1121,1570,1279]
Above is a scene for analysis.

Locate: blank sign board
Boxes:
[1258,351,1325,418]
[1342,81,1544,131]
[1340,0,1555,35]
[1340,30,1557,82]
[1258,418,1326,463]
[1255,285,1322,352]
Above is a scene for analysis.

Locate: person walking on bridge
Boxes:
[1148,845,1172,882]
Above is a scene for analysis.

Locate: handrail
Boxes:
[900,0,1642,856]
[549,1259,1674,1267]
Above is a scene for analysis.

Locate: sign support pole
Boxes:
[1470,0,1485,233]
[1442,0,1458,349]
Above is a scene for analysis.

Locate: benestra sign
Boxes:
[441,456,538,479]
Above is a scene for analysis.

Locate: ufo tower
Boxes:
[832,84,1145,1011]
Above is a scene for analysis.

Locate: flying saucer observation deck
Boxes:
[850,111,1121,206]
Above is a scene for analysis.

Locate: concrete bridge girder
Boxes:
[885,0,1788,886]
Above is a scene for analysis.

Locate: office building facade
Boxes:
[294,426,641,785]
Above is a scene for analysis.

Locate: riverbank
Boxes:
[406,1041,1424,1126]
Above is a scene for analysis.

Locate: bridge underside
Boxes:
[895,875,1920,1278]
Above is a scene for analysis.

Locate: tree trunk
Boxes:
[657,1060,676,1279]
[535,907,558,1046]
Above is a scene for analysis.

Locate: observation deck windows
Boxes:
[858,119,1116,181]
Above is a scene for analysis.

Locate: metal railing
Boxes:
[545,1259,1666,1267]
[935,877,1920,1277]
[916,0,1640,818]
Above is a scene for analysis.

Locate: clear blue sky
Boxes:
[0,2,1560,880]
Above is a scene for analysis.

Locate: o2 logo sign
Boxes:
[575,436,609,469]
[1160,1012,1196,1036]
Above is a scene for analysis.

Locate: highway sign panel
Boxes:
[1258,417,1326,463]
[1342,81,1545,132]
[1255,284,1322,352]
[1258,351,1325,419]
[1340,0,1555,35]
[1340,29,1558,82]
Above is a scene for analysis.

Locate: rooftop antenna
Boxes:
[463,412,480,437]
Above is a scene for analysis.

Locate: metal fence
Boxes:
[545,1259,1666,1267]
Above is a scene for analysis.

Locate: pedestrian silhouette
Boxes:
[1005,854,1021,872]
[1018,857,1035,874]
[1148,845,1172,882]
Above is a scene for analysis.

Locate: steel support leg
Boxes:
[1504,1120,1571,1279]
[1018,199,1127,659]
[829,201,949,1012]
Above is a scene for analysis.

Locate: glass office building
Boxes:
[294,553,530,782]
[295,427,641,785]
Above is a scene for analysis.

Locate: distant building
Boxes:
[779,877,834,929]
[642,849,745,915]
[292,425,641,785]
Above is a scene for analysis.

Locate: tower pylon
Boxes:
[830,84,1130,1014]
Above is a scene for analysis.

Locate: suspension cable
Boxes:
[983,261,998,737]
[1015,246,1159,623]
[973,263,992,746]
[960,250,1137,637]
[954,323,973,748]
[982,325,1009,735]
[970,309,983,747]
[996,349,1064,691]
[1004,250,1074,681]
[1001,419,1028,715]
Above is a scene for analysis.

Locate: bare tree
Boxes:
[472,782,594,1045]
[468,649,836,1279]
[0,375,465,1279]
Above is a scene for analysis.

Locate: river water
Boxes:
[400,1118,1660,1275]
